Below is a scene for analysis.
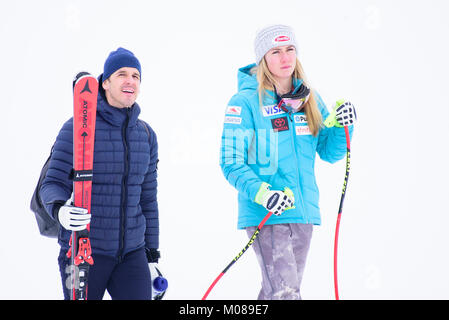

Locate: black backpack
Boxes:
[30,145,60,238]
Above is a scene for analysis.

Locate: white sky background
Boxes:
[0,0,448,299]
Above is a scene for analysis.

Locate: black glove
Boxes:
[145,248,160,263]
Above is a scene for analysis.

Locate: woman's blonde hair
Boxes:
[255,58,322,136]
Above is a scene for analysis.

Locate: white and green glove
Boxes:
[255,182,295,216]
[324,99,357,128]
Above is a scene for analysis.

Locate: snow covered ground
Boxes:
[1,0,448,299]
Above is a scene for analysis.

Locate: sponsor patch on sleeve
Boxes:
[226,106,242,115]
[224,116,242,124]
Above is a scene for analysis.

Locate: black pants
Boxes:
[58,247,151,300]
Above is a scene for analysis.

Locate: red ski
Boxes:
[67,72,98,300]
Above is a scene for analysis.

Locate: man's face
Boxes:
[102,67,140,108]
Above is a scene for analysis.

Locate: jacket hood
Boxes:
[237,63,259,92]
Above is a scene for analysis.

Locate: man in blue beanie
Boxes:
[102,47,142,109]
[40,47,163,299]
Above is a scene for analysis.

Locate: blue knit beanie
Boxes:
[103,47,141,82]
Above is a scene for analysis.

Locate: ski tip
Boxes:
[72,71,93,89]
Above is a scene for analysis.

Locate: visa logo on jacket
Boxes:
[262,105,285,117]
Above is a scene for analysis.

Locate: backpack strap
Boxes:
[138,119,159,171]
[138,119,151,144]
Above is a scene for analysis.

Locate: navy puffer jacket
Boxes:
[40,79,159,258]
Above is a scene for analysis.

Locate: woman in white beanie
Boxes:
[219,24,356,299]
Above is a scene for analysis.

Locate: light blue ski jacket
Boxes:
[220,64,353,229]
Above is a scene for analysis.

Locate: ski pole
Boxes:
[334,125,351,300]
[202,211,273,300]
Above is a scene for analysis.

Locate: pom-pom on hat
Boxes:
[254,25,297,64]
[103,47,141,82]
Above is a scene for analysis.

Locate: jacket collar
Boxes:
[263,78,304,106]
[236,64,304,106]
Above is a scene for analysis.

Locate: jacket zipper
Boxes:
[118,109,130,262]
[287,111,309,224]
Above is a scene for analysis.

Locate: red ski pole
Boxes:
[334,125,351,300]
[202,211,273,300]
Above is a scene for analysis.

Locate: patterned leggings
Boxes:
[246,223,313,300]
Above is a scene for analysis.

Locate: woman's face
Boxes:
[264,45,297,82]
